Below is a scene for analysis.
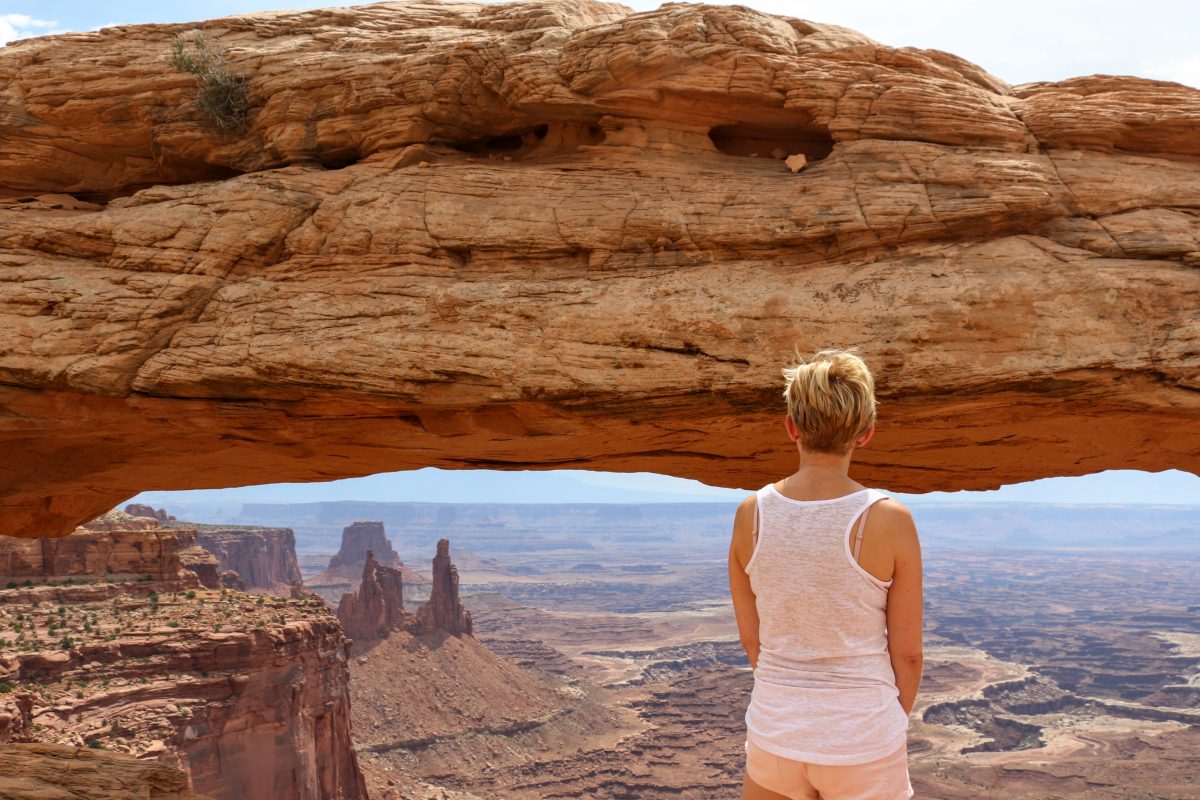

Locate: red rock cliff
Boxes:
[192,527,303,594]
[0,511,198,587]
[124,503,176,524]
[0,589,368,800]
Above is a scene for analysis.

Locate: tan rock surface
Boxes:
[0,742,210,800]
[0,1,1197,537]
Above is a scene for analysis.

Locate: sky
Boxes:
[7,1,1199,509]
[128,468,1200,513]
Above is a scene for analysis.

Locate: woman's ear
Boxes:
[784,413,800,442]
[856,425,875,448]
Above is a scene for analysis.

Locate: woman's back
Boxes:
[744,484,909,764]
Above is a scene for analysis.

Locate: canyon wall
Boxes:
[0,511,198,586]
[192,527,302,594]
[0,0,1197,537]
[175,530,223,589]
[0,588,367,800]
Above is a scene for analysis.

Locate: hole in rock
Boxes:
[318,149,362,170]
[443,121,604,159]
[12,465,1198,797]
[449,131,529,154]
[708,123,836,162]
[71,165,247,205]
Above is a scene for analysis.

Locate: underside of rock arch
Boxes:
[1,0,1197,538]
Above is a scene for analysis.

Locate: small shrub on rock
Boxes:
[168,33,249,132]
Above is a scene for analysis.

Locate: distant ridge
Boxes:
[228,500,1199,555]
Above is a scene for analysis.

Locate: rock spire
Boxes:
[336,550,410,643]
[414,539,472,637]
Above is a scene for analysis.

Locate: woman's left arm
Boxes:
[728,494,761,669]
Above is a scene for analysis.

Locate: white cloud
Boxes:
[0,13,61,46]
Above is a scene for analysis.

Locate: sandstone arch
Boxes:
[1,1,1197,538]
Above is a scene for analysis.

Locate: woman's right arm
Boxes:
[882,501,923,715]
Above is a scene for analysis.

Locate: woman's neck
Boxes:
[777,451,862,497]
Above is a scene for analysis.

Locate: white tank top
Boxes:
[744,483,909,764]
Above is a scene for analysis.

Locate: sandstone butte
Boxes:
[0,1,1197,538]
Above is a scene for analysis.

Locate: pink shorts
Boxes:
[745,738,914,800]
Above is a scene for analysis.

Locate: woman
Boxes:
[728,347,923,800]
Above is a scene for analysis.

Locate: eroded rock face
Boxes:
[0,1,1197,537]
[414,539,473,637]
[337,550,411,644]
[192,527,302,594]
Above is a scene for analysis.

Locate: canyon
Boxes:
[1,497,1196,798]
[0,0,1197,537]
[0,512,367,800]
[222,497,1200,798]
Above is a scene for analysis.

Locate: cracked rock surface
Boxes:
[1,1,1197,537]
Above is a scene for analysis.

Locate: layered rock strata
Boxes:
[0,742,210,799]
[336,550,412,644]
[0,511,199,588]
[414,540,473,637]
[1,1,1198,537]
[0,586,368,800]
[192,527,302,594]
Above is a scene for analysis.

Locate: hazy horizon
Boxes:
[129,467,1200,517]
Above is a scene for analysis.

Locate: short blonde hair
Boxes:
[782,347,877,455]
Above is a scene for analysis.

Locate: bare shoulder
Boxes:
[873,497,915,523]
[872,498,921,552]
[732,492,757,534]
[729,493,758,565]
